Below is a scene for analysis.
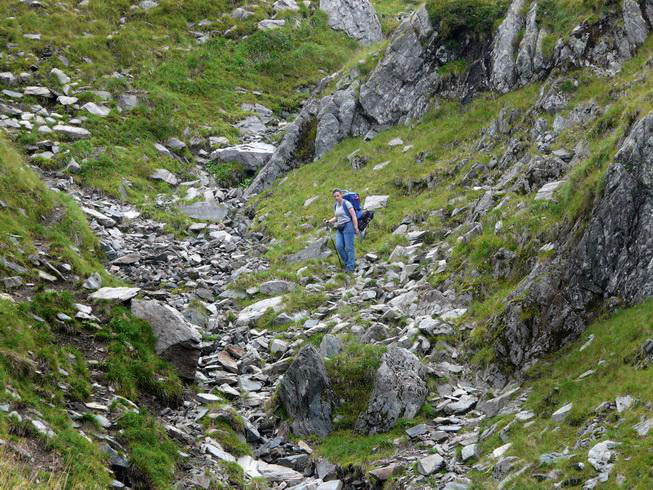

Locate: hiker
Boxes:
[324,188,359,272]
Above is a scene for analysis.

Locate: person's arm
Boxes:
[348,205,359,234]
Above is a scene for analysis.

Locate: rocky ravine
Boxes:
[3,1,653,489]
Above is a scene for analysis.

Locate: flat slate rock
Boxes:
[90,287,140,302]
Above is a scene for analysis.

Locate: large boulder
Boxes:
[131,300,201,380]
[279,345,334,437]
[355,347,427,435]
[358,6,438,127]
[490,0,525,93]
[319,0,383,45]
[210,142,276,171]
[495,111,653,368]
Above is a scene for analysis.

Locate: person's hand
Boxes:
[354,227,359,235]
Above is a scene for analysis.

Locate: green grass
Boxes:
[471,300,653,488]
[0,136,105,281]
[0,297,111,488]
[100,307,184,405]
[116,412,179,489]
[325,340,387,430]
[426,0,510,48]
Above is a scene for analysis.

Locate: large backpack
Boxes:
[342,191,363,219]
[338,190,374,236]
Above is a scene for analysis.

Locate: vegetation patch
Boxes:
[325,340,386,429]
[101,307,184,405]
[116,412,179,489]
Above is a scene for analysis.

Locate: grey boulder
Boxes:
[279,345,334,437]
[131,300,201,380]
[355,347,427,434]
[319,0,382,44]
[210,142,276,171]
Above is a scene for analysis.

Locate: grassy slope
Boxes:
[472,300,653,488]
[2,0,360,212]
[0,135,104,280]
[0,137,184,487]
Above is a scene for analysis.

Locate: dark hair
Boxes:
[332,188,342,195]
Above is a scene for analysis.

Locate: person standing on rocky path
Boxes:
[324,188,359,272]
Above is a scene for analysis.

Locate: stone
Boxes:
[81,206,116,226]
[552,403,573,422]
[57,95,78,106]
[81,102,111,117]
[490,0,525,93]
[388,137,403,147]
[355,347,427,434]
[197,393,220,403]
[270,339,288,355]
[315,85,358,158]
[31,419,55,438]
[131,300,202,379]
[273,0,299,11]
[279,345,333,437]
[117,94,139,111]
[317,481,343,490]
[204,441,235,462]
[405,423,428,438]
[259,280,296,295]
[492,443,512,459]
[588,440,618,473]
[417,453,444,475]
[616,395,634,413]
[319,334,342,359]
[364,195,389,210]
[304,196,319,207]
[210,142,276,171]
[216,351,239,374]
[232,7,254,20]
[462,444,479,462]
[287,237,330,263]
[90,287,140,302]
[237,296,284,326]
[535,180,565,201]
[50,68,70,85]
[623,0,649,47]
[319,0,383,44]
[444,395,478,415]
[258,19,285,30]
[179,201,229,222]
[150,168,179,186]
[24,86,51,97]
[633,418,653,437]
[53,125,91,140]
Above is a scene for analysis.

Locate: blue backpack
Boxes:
[341,191,363,219]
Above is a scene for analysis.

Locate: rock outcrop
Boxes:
[496,110,653,368]
[355,347,427,435]
[279,345,334,437]
[319,0,383,45]
[131,300,202,379]
[248,1,653,196]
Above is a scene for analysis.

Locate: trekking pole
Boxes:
[324,221,343,268]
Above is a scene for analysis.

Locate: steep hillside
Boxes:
[1,0,653,489]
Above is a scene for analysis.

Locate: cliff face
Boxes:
[496,111,653,368]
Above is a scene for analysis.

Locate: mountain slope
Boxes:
[1,0,653,489]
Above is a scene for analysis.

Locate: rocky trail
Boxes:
[23,163,536,489]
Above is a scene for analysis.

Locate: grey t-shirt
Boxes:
[335,200,353,227]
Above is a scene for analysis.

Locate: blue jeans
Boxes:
[335,221,355,272]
